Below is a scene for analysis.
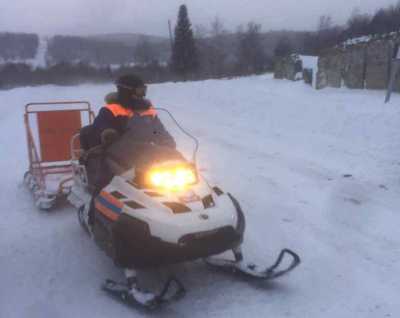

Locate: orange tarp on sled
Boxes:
[37,110,82,162]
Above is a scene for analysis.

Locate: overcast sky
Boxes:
[0,0,398,37]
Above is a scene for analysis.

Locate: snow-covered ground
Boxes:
[1,75,400,317]
[299,55,318,88]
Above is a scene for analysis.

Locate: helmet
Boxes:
[115,74,149,110]
[115,74,147,98]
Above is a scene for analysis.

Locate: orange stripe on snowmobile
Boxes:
[100,191,124,208]
[95,200,119,221]
[95,191,124,221]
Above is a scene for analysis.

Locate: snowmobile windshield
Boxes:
[105,108,198,176]
[155,108,199,163]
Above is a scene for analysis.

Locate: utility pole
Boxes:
[168,20,174,52]
[385,45,400,103]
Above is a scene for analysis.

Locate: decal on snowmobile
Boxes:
[144,191,163,197]
[125,200,145,209]
[202,195,215,209]
[213,187,224,196]
[95,191,124,221]
[178,190,200,204]
[162,202,191,214]
[110,190,127,199]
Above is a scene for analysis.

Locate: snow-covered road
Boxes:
[1,75,400,317]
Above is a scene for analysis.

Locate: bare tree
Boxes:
[274,37,293,58]
[368,3,400,35]
[134,37,158,66]
[237,22,267,75]
[207,17,229,77]
[210,16,225,38]
[318,15,333,31]
[194,24,209,40]
[346,8,371,38]
[314,15,343,53]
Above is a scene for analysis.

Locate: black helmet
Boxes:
[116,74,144,91]
[115,74,149,110]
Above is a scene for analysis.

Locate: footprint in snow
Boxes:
[344,197,362,205]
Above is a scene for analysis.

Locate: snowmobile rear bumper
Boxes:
[107,198,245,269]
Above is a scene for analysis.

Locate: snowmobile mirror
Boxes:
[101,129,119,147]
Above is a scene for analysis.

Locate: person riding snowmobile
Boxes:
[80,74,175,225]
[70,75,300,308]
[82,74,152,150]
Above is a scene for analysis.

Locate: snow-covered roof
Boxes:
[341,32,400,48]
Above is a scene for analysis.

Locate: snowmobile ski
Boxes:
[102,276,186,310]
[205,248,301,280]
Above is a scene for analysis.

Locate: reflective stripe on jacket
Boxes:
[105,103,157,118]
[105,104,133,118]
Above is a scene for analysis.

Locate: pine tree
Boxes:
[171,5,198,79]
[134,37,158,66]
[237,22,267,75]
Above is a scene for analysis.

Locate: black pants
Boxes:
[86,156,114,225]
[80,124,115,224]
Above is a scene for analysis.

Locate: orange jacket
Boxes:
[91,103,157,146]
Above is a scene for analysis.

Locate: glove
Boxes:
[101,129,118,147]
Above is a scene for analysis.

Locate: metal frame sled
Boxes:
[24,101,94,209]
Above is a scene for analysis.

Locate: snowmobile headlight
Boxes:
[147,163,197,192]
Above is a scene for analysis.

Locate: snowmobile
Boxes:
[68,107,301,309]
[24,102,300,310]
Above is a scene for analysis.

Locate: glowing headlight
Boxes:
[147,163,197,192]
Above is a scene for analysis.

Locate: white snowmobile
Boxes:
[65,107,300,309]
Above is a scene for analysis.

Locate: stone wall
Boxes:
[303,68,313,85]
[365,40,393,90]
[316,34,400,91]
[274,59,285,79]
[343,45,366,89]
[316,49,343,89]
[274,55,302,81]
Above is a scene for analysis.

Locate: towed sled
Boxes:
[23,101,94,209]
[24,102,300,309]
